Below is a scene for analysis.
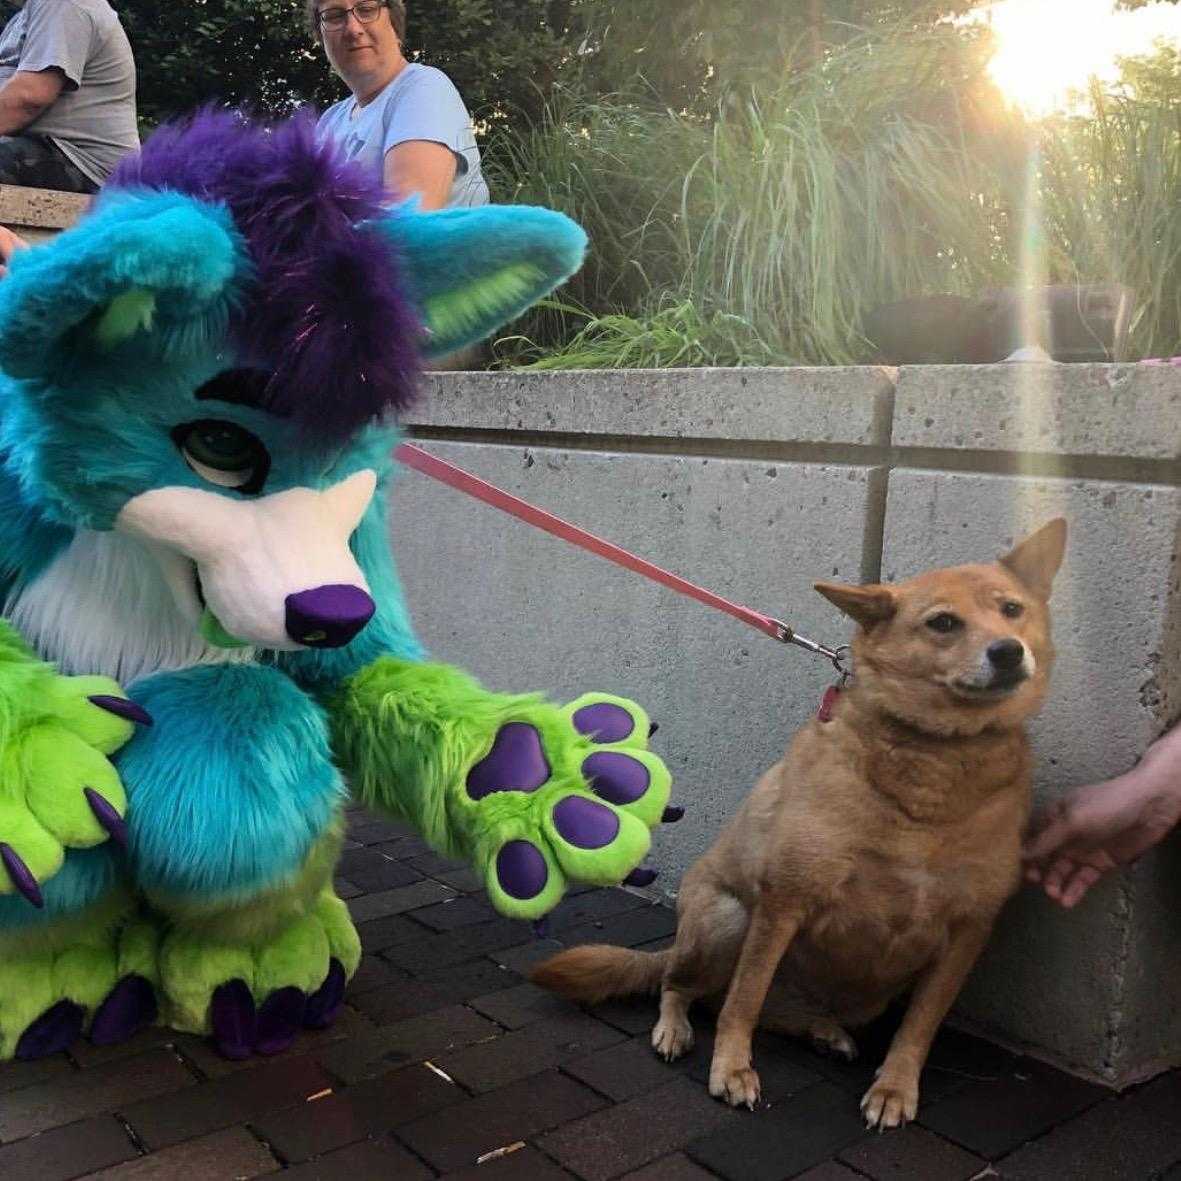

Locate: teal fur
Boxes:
[377,204,588,359]
[117,664,345,899]
[0,449,72,600]
[0,846,125,931]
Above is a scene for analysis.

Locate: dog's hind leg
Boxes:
[759,991,858,1062]
[653,881,747,1063]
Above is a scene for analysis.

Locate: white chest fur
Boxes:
[5,530,256,685]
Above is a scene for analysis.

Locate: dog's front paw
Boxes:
[709,1055,761,1109]
[860,1067,919,1129]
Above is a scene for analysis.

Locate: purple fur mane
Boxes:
[107,108,422,446]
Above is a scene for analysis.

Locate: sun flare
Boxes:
[984,0,1181,115]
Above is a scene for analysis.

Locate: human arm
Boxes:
[382,139,456,211]
[0,68,63,135]
[1023,722,1181,907]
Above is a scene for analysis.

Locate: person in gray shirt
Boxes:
[309,0,487,210]
[0,0,137,194]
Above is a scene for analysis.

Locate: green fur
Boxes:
[329,659,670,920]
[424,262,546,345]
[94,289,157,349]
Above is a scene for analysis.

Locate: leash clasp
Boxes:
[770,620,850,683]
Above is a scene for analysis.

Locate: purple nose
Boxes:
[285,584,375,648]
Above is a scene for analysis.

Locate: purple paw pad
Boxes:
[553,796,620,850]
[89,694,153,726]
[89,975,157,1046]
[0,842,43,908]
[84,788,128,850]
[467,723,551,801]
[16,1000,84,1060]
[582,752,651,806]
[624,867,659,888]
[256,987,307,1055]
[572,702,636,743]
[496,840,549,900]
[305,959,347,1030]
[211,979,257,1061]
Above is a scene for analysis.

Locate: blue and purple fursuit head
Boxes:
[0,111,673,1061]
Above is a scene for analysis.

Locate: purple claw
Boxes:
[15,1000,84,1060]
[90,975,157,1046]
[531,917,551,939]
[305,959,347,1030]
[84,788,128,850]
[89,695,153,727]
[1,842,43,908]
[210,979,257,1061]
[256,987,307,1055]
[662,806,685,824]
[649,721,660,737]
[624,867,659,888]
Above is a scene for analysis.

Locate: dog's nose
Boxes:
[987,638,1025,672]
[285,584,375,648]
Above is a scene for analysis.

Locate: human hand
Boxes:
[1023,770,1181,908]
[0,225,28,277]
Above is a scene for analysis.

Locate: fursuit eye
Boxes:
[925,612,961,634]
[172,420,269,494]
[1001,600,1025,619]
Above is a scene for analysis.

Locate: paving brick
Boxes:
[591,996,659,1036]
[411,893,501,931]
[618,1154,724,1181]
[347,954,403,996]
[0,1048,194,1142]
[998,1072,1181,1180]
[276,1133,433,1180]
[175,1007,376,1079]
[254,1063,463,1162]
[411,956,523,1004]
[121,1053,334,1149]
[538,1076,738,1181]
[405,851,485,893]
[839,1125,985,1180]
[0,1114,136,1180]
[917,1056,1110,1159]
[0,1052,76,1094]
[559,904,679,949]
[441,1145,576,1179]
[347,879,456,924]
[85,1126,277,1179]
[562,1035,689,1102]
[346,816,418,845]
[318,1005,501,1085]
[470,982,574,1030]
[348,977,455,1024]
[792,1166,865,1181]
[489,938,566,975]
[382,918,535,971]
[548,888,645,934]
[333,877,363,900]
[336,847,426,892]
[437,1010,624,1093]
[686,1082,868,1181]
[355,913,433,953]
[397,1069,606,1172]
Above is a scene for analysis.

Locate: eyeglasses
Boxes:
[317,1,387,31]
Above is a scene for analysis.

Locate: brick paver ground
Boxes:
[0,808,1176,1180]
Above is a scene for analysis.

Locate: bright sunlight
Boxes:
[983,0,1181,115]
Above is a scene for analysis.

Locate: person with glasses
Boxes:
[309,0,488,211]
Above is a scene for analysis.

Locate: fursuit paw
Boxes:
[161,891,360,1060]
[0,672,149,907]
[464,694,675,919]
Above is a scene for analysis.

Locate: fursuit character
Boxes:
[0,111,672,1061]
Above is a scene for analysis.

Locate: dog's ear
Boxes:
[814,581,896,628]
[999,518,1067,600]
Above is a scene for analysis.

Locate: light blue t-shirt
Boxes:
[317,63,488,209]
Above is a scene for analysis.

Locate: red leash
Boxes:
[394,442,848,677]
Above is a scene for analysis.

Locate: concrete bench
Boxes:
[0,183,89,244]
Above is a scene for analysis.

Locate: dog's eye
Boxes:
[925,613,961,634]
[1001,601,1024,619]
[172,420,270,494]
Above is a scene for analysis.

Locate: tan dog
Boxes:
[533,520,1066,1128]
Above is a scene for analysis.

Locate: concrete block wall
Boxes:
[390,363,1181,1086]
[0,184,88,244]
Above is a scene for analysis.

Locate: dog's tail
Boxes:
[530,944,668,1004]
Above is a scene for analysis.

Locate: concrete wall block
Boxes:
[883,469,1181,1081]
[893,363,1181,460]
[407,368,895,447]
[390,441,883,876]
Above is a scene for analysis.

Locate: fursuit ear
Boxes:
[814,581,897,629]
[373,204,588,360]
[0,191,240,379]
